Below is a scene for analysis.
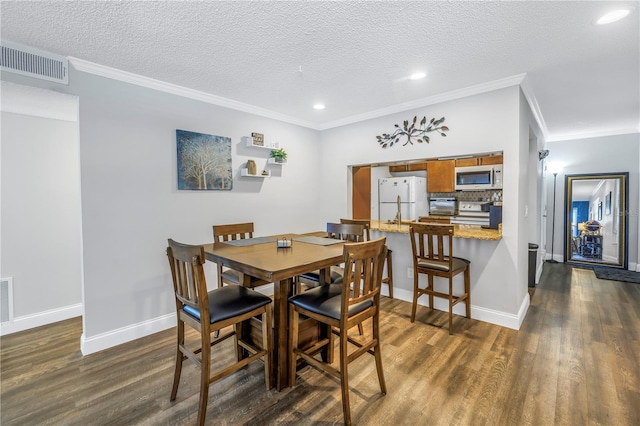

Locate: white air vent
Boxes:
[0,278,14,324]
[1,40,68,84]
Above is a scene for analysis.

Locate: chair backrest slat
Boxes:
[341,237,387,312]
[213,223,254,242]
[409,223,455,268]
[167,239,210,321]
[326,222,365,242]
[339,218,371,241]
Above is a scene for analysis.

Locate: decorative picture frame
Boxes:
[597,201,603,221]
[605,191,611,215]
[176,129,232,190]
[251,132,264,146]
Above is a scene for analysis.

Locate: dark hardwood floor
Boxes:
[2,263,639,425]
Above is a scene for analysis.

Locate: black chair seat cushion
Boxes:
[288,284,373,321]
[298,267,344,284]
[183,285,271,324]
[417,256,469,273]
[222,268,265,285]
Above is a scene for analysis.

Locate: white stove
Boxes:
[451,201,490,226]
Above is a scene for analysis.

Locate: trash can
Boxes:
[528,243,539,287]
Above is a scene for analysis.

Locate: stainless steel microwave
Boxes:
[454,164,503,191]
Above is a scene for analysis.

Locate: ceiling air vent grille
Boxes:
[1,41,68,84]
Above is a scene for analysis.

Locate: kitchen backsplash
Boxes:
[430,190,502,202]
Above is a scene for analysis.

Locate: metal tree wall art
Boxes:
[376,116,449,148]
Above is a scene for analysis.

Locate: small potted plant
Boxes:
[270,148,288,163]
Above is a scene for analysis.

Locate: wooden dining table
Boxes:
[203,232,346,391]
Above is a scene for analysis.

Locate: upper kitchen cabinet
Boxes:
[455,154,503,167]
[389,162,427,172]
[480,154,503,165]
[454,157,478,167]
[426,160,455,192]
[389,164,407,173]
[407,162,428,171]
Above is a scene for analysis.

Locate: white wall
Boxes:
[73,72,324,350]
[544,133,640,270]
[318,86,531,324]
[1,82,82,334]
[7,64,634,350]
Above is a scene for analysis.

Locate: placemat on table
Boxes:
[292,236,345,245]
[224,237,277,246]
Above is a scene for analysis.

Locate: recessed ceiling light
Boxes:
[409,72,426,80]
[313,104,325,110]
[597,9,630,25]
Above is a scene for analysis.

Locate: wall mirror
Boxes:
[564,172,628,269]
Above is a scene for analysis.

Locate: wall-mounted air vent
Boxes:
[1,40,68,84]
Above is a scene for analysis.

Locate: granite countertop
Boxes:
[370,220,502,240]
[418,215,453,220]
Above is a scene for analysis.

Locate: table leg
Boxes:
[273,277,294,391]
[319,266,330,285]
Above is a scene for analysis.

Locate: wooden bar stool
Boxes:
[166,239,272,426]
[288,237,388,425]
[408,223,471,334]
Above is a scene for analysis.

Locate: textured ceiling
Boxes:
[1,1,638,140]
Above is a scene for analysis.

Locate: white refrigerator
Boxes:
[378,176,428,222]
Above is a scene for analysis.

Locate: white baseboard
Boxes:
[545,253,564,263]
[0,303,82,336]
[81,313,176,355]
[5,278,533,352]
[76,276,534,355]
[388,287,526,330]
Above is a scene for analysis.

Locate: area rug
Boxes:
[593,268,640,284]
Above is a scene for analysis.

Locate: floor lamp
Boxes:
[547,171,559,263]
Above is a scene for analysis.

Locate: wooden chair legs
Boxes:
[289,304,386,426]
[383,249,394,298]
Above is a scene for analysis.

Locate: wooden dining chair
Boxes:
[288,237,388,426]
[166,239,272,426]
[296,222,366,292]
[340,218,394,299]
[408,223,471,334]
[212,222,268,288]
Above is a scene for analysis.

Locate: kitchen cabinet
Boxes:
[480,154,503,165]
[389,162,427,173]
[389,164,407,172]
[455,155,503,167]
[407,162,427,171]
[455,157,479,167]
[426,160,455,193]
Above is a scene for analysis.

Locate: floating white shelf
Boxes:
[242,136,279,150]
[240,168,270,178]
[267,158,288,165]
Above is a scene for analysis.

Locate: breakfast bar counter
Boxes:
[370,220,502,240]
[367,218,517,330]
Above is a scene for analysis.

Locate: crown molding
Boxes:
[316,74,528,130]
[519,75,549,141]
[69,57,318,129]
[69,58,531,132]
[545,127,640,142]
[70,59,575,139]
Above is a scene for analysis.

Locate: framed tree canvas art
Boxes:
[176,130,232,190]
